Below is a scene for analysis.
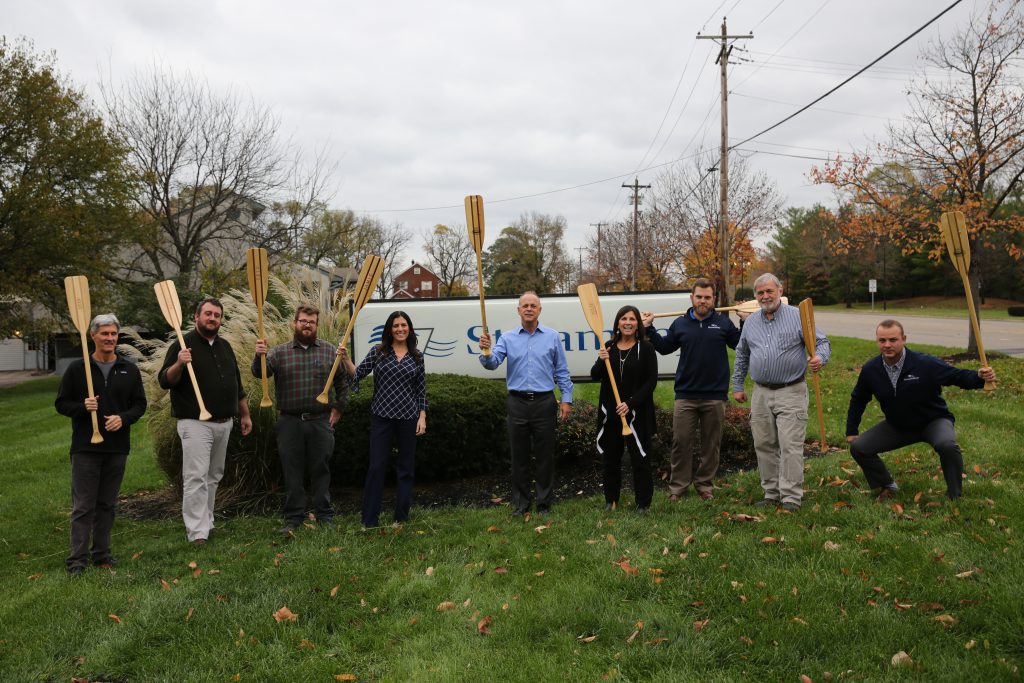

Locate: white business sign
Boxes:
[353,291,717,381]
[868,279,877,293]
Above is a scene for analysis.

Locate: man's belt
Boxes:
[280,411,330,421]
[509,390,554,401]
[755,377,805,390]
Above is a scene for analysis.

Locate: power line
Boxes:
[751,0,785,31]
[732,92,895,120]
[729,0,831,92]
[729,0,965,151]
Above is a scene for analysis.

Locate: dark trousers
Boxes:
[850,417,964,498]
[597,409,653,508]
[507,393,557,511]
[277,415,336,524]
[68,451,128,570]
[362,414,417,527]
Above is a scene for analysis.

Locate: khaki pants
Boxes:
[178,418,233,542]
[669,399,725,496]
[750,382,807,506]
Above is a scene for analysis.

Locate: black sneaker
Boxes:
[67,566,85,578]
[93,557,118,568]
[753,498,779,508]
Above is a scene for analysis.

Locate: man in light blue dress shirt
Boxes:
[479,291,573,516]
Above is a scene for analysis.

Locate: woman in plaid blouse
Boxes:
[339,311,427,528]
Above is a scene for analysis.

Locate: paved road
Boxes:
[812,311,1024,357]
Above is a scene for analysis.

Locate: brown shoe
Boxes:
[699,491,714,501]
[668,494,681,502]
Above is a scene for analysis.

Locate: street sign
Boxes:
[868,279,877,293]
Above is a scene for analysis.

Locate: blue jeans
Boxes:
[362,414,417,527]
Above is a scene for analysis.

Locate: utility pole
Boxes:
[589,222,607,283]
[575,246,585,284]
[698,18,752,306]
[621,178,650,291]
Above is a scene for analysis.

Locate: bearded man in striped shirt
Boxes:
[731,274,830,511]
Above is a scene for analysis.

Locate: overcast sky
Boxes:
[4,0,983,263]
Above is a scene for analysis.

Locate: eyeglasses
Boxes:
[296,319,318,327]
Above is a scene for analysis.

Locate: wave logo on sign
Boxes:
[366,325,457,358]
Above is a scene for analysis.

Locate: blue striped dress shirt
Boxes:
[731,304,831,391]
[479,325,573,402]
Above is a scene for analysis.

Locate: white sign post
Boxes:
[868,279,877,310]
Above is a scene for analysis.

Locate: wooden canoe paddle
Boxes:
[246,247,273,408]
[577,283,632,436]
[652,296,789,319]
[63,276,103,444]
[154,280,213,421]
[465,195,490,356]
[939,211,995,391]
[317,254,386,404]
[798,298,828,453]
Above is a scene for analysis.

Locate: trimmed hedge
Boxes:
[1009,306,1024,317]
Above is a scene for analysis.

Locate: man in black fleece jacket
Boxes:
[846,320,996,501]
[55,314,147,576]
[642,278,740,501]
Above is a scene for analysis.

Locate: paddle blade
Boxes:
[246,247,270,304]
[154,280,184,330]
[465,195,485,252]
[939,211,970,275]
[797,298,817,356]
[576,283,605,337]
[352,255,386,310]
[64,276,92,334]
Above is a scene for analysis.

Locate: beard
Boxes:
[294,328,317,345]
[759,298,781,314]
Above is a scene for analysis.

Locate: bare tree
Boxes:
[102,66,331,290]
[423,224,474,297]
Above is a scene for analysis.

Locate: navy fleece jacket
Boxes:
[646,308,740,401]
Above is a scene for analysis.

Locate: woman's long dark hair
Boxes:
[607,305,645,347]
[379,310,423,363]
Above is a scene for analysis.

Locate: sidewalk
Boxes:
[0,370,52,388]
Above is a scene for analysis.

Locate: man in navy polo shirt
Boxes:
[642,277,740,501]
[846,319,997,501]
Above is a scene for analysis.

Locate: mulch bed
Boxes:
[118,443,835,522]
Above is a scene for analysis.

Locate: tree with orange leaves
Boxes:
[811,0,1024,353]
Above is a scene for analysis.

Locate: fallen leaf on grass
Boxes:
[27,573,43,581]
[647,637,669,645]
[330,585,340,597]
[297,639,315,650]
[184,607,194,622]
[893,599,914,611]
[626,629,640,644]
[577,634,598,643]
[160,579,172,592]
[486,525,500,532]
[425,566,434,576]
[334,675,357,681]
[436,601,455,611]
[131,550,144,560]
[206,569,221,575]
[833,501,850,509]
[606,534,617,547]
[187,561,197,569]
[800,675,813,683]
[731,513,760,522]
[791,617,808,626]
[612,557,639,576]
[534,524,549,534]
[682,534,695,545]
[934,614,957,628]
[965,639,977,650]
[493,566,509,574]
[973,463,982,474]
[108,614,122,624]
[477,615,493,635]
[760,537,782,544]
[955,570,975,579]
[273,606,298,623]
[693,619,709,632]
[534,571,545,577]
[823,541,841,551]
[740,635,754,646]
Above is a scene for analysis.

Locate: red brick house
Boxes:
[392,261,441,299]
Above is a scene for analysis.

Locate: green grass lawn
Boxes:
[815,300,1023,321]
[1,339,1022,682]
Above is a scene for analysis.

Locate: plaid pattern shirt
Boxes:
[253,338,348,413]
[353,345,427,420]
[883,349,906,392]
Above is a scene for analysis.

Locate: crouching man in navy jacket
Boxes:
[845,319,996,501]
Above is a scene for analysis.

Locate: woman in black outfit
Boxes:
[590,304,657,512]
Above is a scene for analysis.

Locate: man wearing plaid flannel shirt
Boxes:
[254,305,348,534]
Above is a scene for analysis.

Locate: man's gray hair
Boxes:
[89,314,121,335]
[753,273,783,290]
[519,290,541,304]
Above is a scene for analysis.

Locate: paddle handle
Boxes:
[602,356,632,436]
[79,329,104,444]
[958,271,995,392]
[810,372,827,453]
[317,315,358,405]
[174,328,212,421]
[475,252,490,356]
[256,311,272,408]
